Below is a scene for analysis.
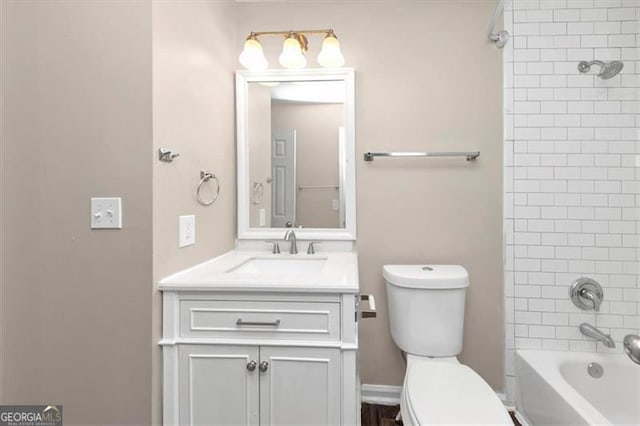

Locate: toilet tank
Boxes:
[384,265,469,357]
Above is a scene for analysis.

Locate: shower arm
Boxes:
[584,60,605,67]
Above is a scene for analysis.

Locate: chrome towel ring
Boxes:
[251,182,264,205]
[196,170,220,206]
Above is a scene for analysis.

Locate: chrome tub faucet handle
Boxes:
[570,278,603,312]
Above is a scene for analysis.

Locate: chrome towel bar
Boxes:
[363,151,480,162]
[298,185,339,190]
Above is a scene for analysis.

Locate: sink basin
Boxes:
[228,257,328,275]
[158,250,359,292]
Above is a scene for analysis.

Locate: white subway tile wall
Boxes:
[503,0,639,402]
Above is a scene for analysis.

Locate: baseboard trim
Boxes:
[360,384,402,406]
[361,384,511,409]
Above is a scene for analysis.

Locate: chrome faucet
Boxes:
[570,278,603,312]
[580,288,602,312]
[284,230,298,254]
[579,323,616,348]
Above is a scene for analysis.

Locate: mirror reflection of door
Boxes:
[246,79,346,230]
[271,129,296,227]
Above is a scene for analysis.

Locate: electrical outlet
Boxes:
[179,215,195,247]
[91,197,122,229]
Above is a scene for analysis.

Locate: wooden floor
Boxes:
[361,403,401,426]
[361,403,522,426]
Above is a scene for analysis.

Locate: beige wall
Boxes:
[272,102,342,228]
[248,83,273,227]
[151,1,237,424]
[1,1,153,424]
[237,1,504,390]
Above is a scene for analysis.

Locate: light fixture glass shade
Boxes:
[317,34,344,68]
[279,36,306,69]
[239,37,268,71]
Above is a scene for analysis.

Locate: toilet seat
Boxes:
[401,358,512,425]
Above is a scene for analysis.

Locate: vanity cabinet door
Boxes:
[259,346,341,425]
[178,345,259,426]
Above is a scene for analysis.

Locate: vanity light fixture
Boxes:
[239,33,269,71]
[279,31,307,69]
[317,30,345,68]
[238,29,344,70]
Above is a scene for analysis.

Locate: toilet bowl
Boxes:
[384,265,511,425]
[400,355,511,425]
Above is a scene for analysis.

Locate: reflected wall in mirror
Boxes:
[237,69,355,240]
[248,81,344,229]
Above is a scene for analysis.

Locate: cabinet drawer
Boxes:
[180,300,340,341]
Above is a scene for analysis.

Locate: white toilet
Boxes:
[384,264,512,425]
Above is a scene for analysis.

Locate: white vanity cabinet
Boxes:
[177,344,259,425]
[162,291,359,426]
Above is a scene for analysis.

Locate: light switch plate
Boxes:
[91,197,122,229]
[179,215,195,247]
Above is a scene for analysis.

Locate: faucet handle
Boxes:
[570,277,603,312]
[307,242,320,254]
[265,240,280,254]
[580,288,601,311]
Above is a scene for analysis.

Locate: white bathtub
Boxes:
[516,350,640,425]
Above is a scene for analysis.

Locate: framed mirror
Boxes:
[236,68,356,240]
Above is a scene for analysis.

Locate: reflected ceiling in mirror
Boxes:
[236,69,356,241]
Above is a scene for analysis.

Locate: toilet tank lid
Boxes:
[383,265,469,289]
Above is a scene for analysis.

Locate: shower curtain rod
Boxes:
[488,0,509,48]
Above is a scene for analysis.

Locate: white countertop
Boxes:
[159,250,359,293]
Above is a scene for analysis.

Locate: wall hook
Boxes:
[159,148,180,162]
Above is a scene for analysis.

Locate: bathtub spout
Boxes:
[579,323,615,348]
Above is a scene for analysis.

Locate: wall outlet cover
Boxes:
[91,197,122,229]
[179,215,196,247]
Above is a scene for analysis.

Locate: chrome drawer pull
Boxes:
[246,360,257,371]
[236,318,281,327]
[259,361,269,372]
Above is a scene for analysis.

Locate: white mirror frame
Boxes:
[236,68,356,241]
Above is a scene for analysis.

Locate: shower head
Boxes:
[578,60,624,79]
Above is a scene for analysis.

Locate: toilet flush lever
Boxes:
[359,294,377,319]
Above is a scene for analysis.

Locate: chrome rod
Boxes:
[363,151,480,162]
[298,185,339,190]
[487,0,509,48]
